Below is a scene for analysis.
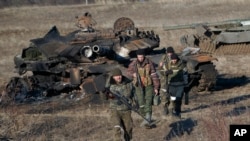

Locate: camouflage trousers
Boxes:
[159,75,167,93]
[110,110,133,141]
[160,76,170,106]
[135,85,153,115]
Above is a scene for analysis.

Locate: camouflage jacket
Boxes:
[167,60,187,85]
[109,76,135,111]
[127,58,160,90]
[159,54,171,75]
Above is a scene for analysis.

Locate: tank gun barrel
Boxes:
[163,18,250,31]
[92,45,112,56]
[80,46,93,58]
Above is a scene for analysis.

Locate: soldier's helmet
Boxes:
[136,49,146,55]
[166,46,174,53]
[111,68,122,76]
[170,53,179,60]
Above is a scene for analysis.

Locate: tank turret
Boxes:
[3,17,160,103]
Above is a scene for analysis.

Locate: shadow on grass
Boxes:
[225,105,250,117]
[0,136,13,141]
[215,75,250,90]
[184,75,249,105]
[182,94,250,113]
[163,118,197,141]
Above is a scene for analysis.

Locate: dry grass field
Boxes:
[1,0,250,140]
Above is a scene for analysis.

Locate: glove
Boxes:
[165,69,173,75]
[103,88,115,99]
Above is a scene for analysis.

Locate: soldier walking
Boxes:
[158,46,175,115]
[127,49,160,128]
[165,53,188,118]
[107,68,135,141]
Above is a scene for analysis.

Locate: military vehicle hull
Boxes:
[163,19,250,93]
[176,19,250,55]
[2,17,160,103]
[181,53,217,93]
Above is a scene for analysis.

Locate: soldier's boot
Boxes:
[168,100,174,114]
[161,92,170,116]
[170,100,181,120]
[140,112,151,129]
[113,125,124,141]
[163,102,169,115]
[174,100,182,118]
[124,133,131,141]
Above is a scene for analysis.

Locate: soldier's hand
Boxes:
[104,88,115,99]
[108,93,115,99]
[103,88,109,95]
[165,69,173,75]
[133,73,137,78]
[159,62,163,67]
[154,89,159,95]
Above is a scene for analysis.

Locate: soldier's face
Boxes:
[113,75,122,84]
[137,55,145,62]
[171,59,177,64]
[167,53,173,57]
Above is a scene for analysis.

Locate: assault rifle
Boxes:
[134,63,143,88]
[134,63,144,106]
[105,88,159,126]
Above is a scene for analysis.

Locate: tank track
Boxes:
[196,63,217,92]
[199,39,250,55]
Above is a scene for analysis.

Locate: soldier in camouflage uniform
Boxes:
[158,46,175,115]
[127,49,160,128]
[107,68,134,141]
[165,53,188,118]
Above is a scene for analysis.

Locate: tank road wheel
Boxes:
[193,63,217,93]
[113,17,135,34]
[5,77,29,103]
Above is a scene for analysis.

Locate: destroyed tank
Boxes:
[179,48,217,93]
[2,17,160,103]
[164,19,250,55]
[162,20,250,93]
[163,19,250,93]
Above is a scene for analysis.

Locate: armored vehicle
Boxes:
[164,19,250,55]
[162,19,250,93]
[2,17,160,103]
[4,18,240,103]
[180,48,217,93]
